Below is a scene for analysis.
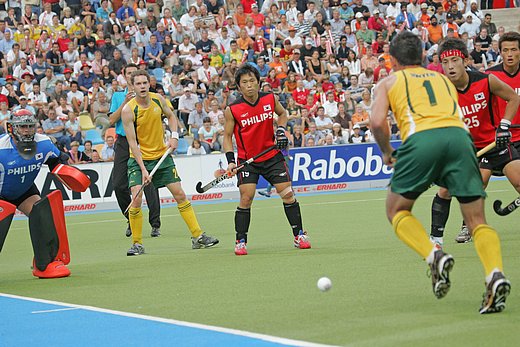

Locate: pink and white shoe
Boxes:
[234,239,248,256]
[294,231,311,249]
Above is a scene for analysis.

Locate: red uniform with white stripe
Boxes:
[486,63,520,142]
[457,71,496,149]
[229,92,280,162]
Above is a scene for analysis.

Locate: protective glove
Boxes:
[275,126,288,149]
[495,119,511,149]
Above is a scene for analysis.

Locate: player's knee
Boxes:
[240,195,254,208]
[174,191,187,203]
[278,186,294,200]
[438,187,452,200]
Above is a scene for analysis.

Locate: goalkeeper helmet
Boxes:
[7,109,38,159]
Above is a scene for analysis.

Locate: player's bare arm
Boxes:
[158,93,179,152]
[370,76,395,166]
[121,103,149,184]
[489,74,520,122]
[274,94,288,128]
[273,94,289,149]
[489,74,520,148]
[223,106,237,175]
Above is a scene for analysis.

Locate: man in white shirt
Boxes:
[197,56,218,86]
[304,2,319,23]
[13,57,33,84]
[464,0,484,27]
[459,14,480,39]
[322,92,339,118]
[178,87,198,130]
[178,35,196,60]
[101,135,115,161]
[314,106,333,133]
[38,3,56,28]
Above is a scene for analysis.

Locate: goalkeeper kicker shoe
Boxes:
[428,249,454,299]
[127,243,145,256]
[294,230,311,249]
[479,271,511,314]
[455,225,472,243]
[32,260,71,279]
[192,232,219,249]
[234,239,248,256]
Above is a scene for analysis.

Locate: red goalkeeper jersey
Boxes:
[486,63,520,142]
[458,71,496,149]
[229,92,279,162]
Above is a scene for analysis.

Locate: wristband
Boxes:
[500,119,512,126]
[171,131,179,140]
[226,151,236,165]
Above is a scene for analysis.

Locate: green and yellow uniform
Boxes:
[388,67,484,198]
[389,68,503,275]
[127,92,180,189]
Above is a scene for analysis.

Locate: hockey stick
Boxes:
[493,197,520,216]
[195,145,277,194]
[124,147,173,215]
[476,142,496,157]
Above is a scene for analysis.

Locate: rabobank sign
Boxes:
[288,142,400,186]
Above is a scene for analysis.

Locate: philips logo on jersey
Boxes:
[460,100,488,116]
[474,92,485,101]
[7,163,42,175]
[240,111,275,127]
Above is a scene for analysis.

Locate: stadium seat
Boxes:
[79,114,96,130]
[152,68,165,83]
[93,144,104,153]
[85,129,104,145]
[104,127,116,140]
[176,138,189,155]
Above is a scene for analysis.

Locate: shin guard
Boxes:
[29,190,70,272]
[0,200,16,252]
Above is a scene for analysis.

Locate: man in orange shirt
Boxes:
[269,51,288,80]
[427,16,443,45]
[417,3,431,28]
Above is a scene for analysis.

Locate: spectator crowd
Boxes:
[0,0,514,160]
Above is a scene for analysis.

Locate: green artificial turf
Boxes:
[1,180,519,346]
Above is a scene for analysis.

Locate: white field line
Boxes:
[31,307,81,314]
[1,293,339,347]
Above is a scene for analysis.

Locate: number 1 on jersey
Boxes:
[422,80,438,106]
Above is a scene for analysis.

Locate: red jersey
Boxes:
[458,71,495,148]
[229,92,279,162]
[486,63,520,142]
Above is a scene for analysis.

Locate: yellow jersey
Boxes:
[387,67,465,142]
[127,92,167,160]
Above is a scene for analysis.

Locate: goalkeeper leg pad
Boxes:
[0,200,16,253]
[29,190,71,278]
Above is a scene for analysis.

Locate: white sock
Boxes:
[485,267,501,284]
[425,246,436,264]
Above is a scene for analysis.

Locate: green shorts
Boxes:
[128,156,181,189]
[391,127,485,199]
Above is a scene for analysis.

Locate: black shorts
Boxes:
[479,144,520,174]
[237,152,291,187]
[0,184,40,207]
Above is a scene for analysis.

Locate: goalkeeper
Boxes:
[0,109,90,278]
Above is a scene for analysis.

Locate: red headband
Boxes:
[440,49,466,60]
